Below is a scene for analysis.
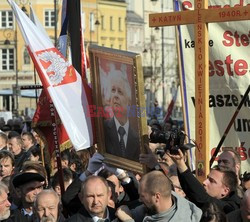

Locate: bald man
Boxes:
[116,171,202,222]
[66,176,117,222]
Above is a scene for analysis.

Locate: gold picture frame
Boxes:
[89,45,148,174]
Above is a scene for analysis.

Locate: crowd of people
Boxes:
[0,116,249,222]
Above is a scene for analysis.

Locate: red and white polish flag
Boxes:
[8,0,93,151]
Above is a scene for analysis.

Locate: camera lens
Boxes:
[150,128,170,143]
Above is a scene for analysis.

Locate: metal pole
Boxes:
[96,1,99,45]
[15,25,18,115]
[161,0,165,113]
[54,0,57,46]
[90,13,92,44]
[150,38,153,112]
[96,20,99,45]
[33,67,38,105]
[210,85,250,167]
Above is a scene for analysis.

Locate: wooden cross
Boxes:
[149,1,250,181]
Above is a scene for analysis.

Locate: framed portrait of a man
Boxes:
[89,45,148,174]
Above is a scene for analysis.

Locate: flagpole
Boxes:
[210,85,250,167]
[33,67,38,104]
[173,0,194,171]
[54,0,57,46]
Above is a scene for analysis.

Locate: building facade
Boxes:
[82,0,127,50]
[0,0,181,120]
[0,0,62,116]
[0,0,127,117]
[126,0,180,120]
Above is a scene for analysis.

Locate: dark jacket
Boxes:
[117,173,140,209]
[62,174,140,216]
[226,209,242,222]
[9,208,33,222]
[62,177,82,216]
[65,206,117,222]
[57,213,65,222]
[104,118,140,162]
[14,150,29,173]
[0,217,14,222]
[178,169,241,214]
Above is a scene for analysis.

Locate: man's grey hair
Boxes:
[34,189,60,209]
[0,181,8,195]
[0,132,7,144]
[108,68,132,101]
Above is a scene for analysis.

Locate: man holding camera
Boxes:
[116,170,202,222]
[168,149,240,214]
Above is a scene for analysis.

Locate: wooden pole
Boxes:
[194,0,209,182]
[210,85,250,167]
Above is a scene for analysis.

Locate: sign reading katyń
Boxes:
[178,0,250,173]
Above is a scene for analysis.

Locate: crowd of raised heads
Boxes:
[0,115,249,222]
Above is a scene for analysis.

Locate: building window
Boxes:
[118,17,122,31]
[44,10,55,28]
[23,48,30,65]
[119,44,122,50]
[82,12,86,32]
[0,48,14,71]
[110,16,113,31]
[101,15,104,30]
[110,44,113,48]
[90,12,95,32]
[0,11,13,28]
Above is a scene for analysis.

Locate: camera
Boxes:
[150,128,193,155]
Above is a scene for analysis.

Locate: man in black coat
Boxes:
[21,132,36,153]
[62,153,140,216]
[103,69,140,162]
[66,176,117,222]
[8,136,28,173]
[168,149,241,214]
[10,172,45,222]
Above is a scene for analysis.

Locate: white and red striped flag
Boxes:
[163,86,179,123]
[8,0,93,151]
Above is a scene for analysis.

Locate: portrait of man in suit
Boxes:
[100,61,140,162]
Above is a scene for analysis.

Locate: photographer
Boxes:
[168,149,240,214]
[116,171,202,222]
